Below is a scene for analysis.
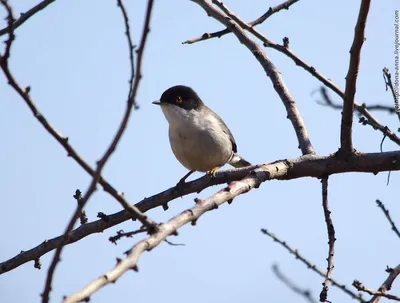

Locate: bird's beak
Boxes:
[152,100,161,105]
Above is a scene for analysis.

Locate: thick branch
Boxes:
[192,0,315,155]
[340,0,371,154]
[1,150,400,275]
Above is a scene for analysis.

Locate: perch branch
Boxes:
[1,150,400,274]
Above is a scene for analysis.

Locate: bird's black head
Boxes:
[156,85,204,110]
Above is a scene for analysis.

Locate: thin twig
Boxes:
[182,0,299,44]
[193,0,314,155]
[73,189,88,225]
[320,177,335,302]
[261,229,366,302]
[109,229,148,245]
[0,0,56,37]
[316,87,396,114]
[383,68,400,121]
[116,0,137,106]
[272,264,318,303]
[41,1,156,302]
[340,0,371,155]
[375,200,400,240]
[2,150,400,275]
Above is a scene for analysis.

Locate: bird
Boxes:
[153,85,251,188]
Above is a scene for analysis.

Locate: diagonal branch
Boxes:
[182,0,299,45]
[192,0,314,155]
[340,0,371,155]
[369,265,400,303]
[382,68,400,121]
[0,0,56,37]
[319,177,335,302]
[63,168,269,302]
[1,150,400,275]
[353,265,400,303]
[262,229,366,303]
[375,200,400,240]
[41,1,156,302]
[272,264,318,303]
[185,10,400,146]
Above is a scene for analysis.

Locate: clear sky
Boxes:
[1,0,399,302]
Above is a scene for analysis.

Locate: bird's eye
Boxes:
[176,96,183,104]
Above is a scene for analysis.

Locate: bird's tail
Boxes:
[229,153,252,168]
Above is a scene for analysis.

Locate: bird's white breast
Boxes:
[160,104,232,172]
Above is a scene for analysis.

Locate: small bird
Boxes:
[153,85,251,187]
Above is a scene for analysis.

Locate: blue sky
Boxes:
[1,0,399,302]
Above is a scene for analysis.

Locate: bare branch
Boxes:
[353,265,400,303]
[375,200,400,240]
[320,177,335,302]
[63,168,270,302]
[2,150,400,275]
[73,189,88,225]
[116,0,136,105]
[340,0,371,154]
[316,87,397,114]
[109,228,149,245]
[261,229,366,302]
[272,264,318,303]
[382,68,400,121]
[368,265,400,303]
[0,1,153,226]
[40,1,156,301]
[192,0,314,155]
[182,0,299,44]
[0,0,56,37]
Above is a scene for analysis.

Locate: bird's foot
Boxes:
[175,178,186,195]
[206,167,219,178]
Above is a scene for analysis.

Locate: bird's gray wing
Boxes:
[208,108,237,153]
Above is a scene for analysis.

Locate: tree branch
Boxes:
[340,0,371,155]
[192,0,315,155]
[272,264,318,303]
[319,177,335,302]
[0,0,56,37]
[1,150,400,275]
[375,200,400,240]
[353,265,400,303]
[40,1,156,301]
[262,229,366,302]
[382,68,400,121]
[182,0,299,45]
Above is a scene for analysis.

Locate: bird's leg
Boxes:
[176,170,195,193]
[207,166,220,178]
